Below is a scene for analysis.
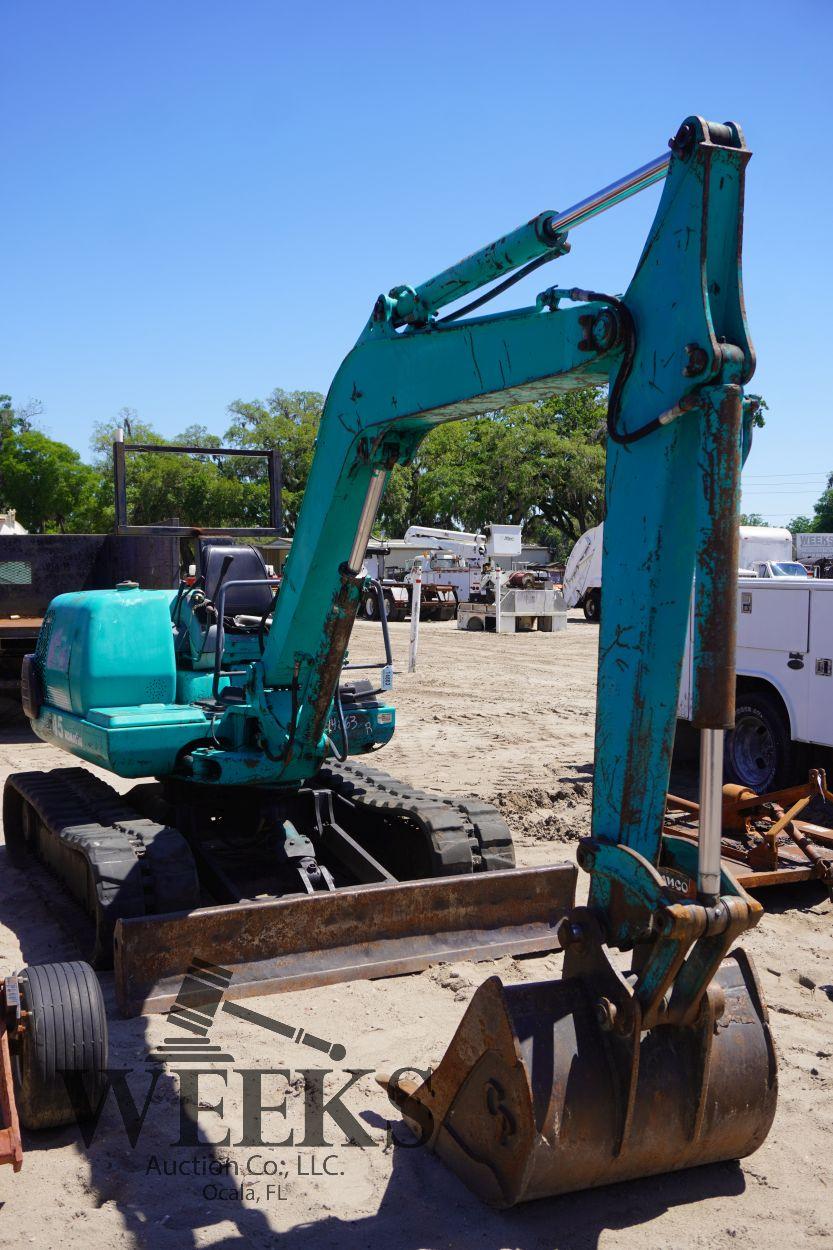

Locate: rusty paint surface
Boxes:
[665,772,833,890]
[0,1017,22,1171]
[114,862,578,1016]
[308,573,362,746]
[692,384,742,728]
[384,947,776,1206]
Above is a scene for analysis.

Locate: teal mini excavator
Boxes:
[5,116,777,1200]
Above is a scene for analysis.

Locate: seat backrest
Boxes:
[199,542,274,617]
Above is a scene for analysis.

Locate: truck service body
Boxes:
[679,577,833,790]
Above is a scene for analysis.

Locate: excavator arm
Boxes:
[188,117,747,806]
[379,117,777,1203]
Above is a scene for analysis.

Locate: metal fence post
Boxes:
[408,558,423,672]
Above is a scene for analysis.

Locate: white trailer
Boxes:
[737,525,792,568]
[737,525,807,580]
[679,577,833,791]
[563,523,808,624]
[562,524,603,620]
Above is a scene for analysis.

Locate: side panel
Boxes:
[737,582,810,653]
[32,705,209,776]
[680,582,811,740]
[806,586,833,747]
[734,582,808,740]
[37,589,178,716]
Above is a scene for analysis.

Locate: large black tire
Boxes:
[725,690,793,793]
[13,961,108,1130]
[583,589,601,622]
[363,591,378,620]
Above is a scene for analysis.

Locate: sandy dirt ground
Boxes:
[1,613,831,1249]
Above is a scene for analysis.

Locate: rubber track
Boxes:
[4,769,199,966]
[318,760,516,873]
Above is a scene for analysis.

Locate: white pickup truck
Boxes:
[745,558,809,580]
[679,577,833,791]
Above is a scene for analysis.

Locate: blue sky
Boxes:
[2,1,830,526]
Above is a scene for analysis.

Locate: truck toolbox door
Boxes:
[806,584,833,749]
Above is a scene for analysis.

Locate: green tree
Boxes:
[0,394,13,436]
[745,394,768,428]
[810,473,833,532]
[375,388,607,560]
[90,416,267,529]
[0,426,101,531]
[0,394,43,438]
[738,512,766,526]
[222,386,607,551]
[786,514,813,534]
[225,389,324,531]
[0,378,612,546]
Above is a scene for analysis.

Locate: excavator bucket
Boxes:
[382,947,777,1207]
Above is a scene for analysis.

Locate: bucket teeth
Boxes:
[382,950,777,1207]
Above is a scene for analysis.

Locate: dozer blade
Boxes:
[114,862,577,1017]
[381,947,777,1207]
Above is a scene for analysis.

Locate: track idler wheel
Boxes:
[381,948,777,1207]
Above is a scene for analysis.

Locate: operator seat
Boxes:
[199,541,275,628]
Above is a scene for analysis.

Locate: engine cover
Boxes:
[34,586,177,715]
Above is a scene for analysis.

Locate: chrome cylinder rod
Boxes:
[347,468,387,573]
[546,152,670,236]
[698,728,724,902]
[398,152,671,325]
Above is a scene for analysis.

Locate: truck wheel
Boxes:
[13,961,108,1130]
[725,691,792,792]
[583,589,601,622]
[363,591,378,619]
